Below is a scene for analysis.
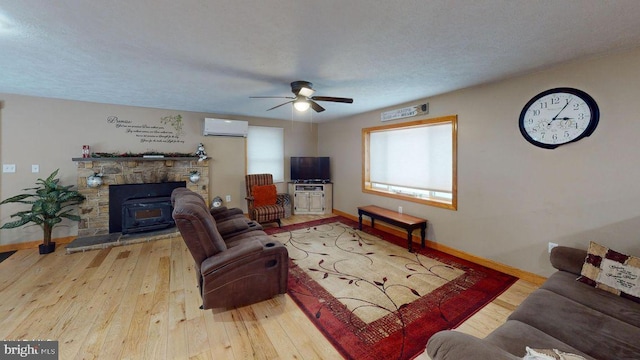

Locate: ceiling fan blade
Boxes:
[311,96,353,104]
[309,100,325,113]
[266,100,294,111]
[250,96,295,99]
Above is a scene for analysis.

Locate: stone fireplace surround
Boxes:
[73,157,209,238]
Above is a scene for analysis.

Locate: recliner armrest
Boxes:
[200,240,265,276]
[427,331,521,360]
[210,207,244,221]
[209,206,229,215]
[215,217,250,236]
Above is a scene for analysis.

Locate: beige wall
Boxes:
[0,96,317,245]
[4,47,640,277]
[319,47,640,277]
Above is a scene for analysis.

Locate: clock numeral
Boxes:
[551,97,560,105]
[564,131,571,138]
[539,102,548,109]
[573,103,580,110]
[532,110,541,116]
[578,113,585,120]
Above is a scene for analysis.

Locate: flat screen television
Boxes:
[290,157,330,182]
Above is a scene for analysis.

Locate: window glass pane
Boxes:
[363,115,457,210]
[247,126,284,182]
[369,123,452,192]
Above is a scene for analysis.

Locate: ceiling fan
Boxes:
[251,81,353,113]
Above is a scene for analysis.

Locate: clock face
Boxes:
[519,88,599,149]
[211,196,223,208]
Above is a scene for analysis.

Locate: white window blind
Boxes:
[369,123,452,192]
[247,126,284,182]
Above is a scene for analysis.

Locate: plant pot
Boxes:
[39,242,56,254]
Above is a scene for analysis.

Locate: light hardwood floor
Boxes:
[0,215,537,359]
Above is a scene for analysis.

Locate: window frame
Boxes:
[362,115,458,210]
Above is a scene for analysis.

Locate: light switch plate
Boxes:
[32,164,39,173]
[2,164,16,173]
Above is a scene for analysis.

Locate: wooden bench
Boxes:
[357,205,427,252]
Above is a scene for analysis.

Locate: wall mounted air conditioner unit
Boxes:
[203,118,249,137]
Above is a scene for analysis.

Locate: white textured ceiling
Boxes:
[1,1,640,121]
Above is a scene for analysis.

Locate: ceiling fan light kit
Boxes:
[251,80,353,113]
[293,99,311,112]
[296,84,315,97]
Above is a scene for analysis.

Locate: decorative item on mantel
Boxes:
[87,172,103,188]
[195,143,208,162]
[85,151,195,159]
[189,170,201,184]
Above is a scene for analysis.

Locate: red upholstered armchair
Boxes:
[245,174,286,227]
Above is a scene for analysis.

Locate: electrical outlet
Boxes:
[32,164,39,173]
[2,164,16,173]
[548,242,558,253]
[225,195,231,202]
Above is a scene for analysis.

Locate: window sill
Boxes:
[362,187,457,210]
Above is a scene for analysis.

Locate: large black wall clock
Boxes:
[519,87,599,149]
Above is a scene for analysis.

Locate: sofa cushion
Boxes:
[542,271,640,328]
[427,330,522,360]
[507,289,640,360]
[484,320,595,359]
[252,184,277,206]
[577,241,640,303]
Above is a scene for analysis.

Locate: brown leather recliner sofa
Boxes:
[171,187,264,240]
[171,188,289,309]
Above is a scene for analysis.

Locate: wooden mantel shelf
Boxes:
[72,157,200,162]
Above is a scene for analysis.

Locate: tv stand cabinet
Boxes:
[288,183,333,215]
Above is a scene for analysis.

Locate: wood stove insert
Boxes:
[109,181,186,234]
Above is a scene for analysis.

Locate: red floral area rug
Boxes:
[265,216,517,360]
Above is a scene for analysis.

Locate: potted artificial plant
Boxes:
[0,169,85,254]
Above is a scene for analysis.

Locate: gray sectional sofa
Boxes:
[426,246,640,360]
